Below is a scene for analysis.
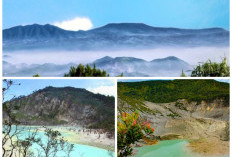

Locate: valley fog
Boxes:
[3,47,229,77]
[4,47,229,65]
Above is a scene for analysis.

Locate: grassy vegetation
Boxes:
[118,94,162,116]
[167,108,181,118]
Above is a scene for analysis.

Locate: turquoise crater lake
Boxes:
[9,126,115,157]
[135,140,229,157]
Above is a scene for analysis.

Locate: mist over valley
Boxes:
[3,23,229,77]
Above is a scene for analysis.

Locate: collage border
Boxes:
[0,1,231,157]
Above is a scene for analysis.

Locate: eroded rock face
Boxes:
[3,87,115,131]
[118,98,229,141]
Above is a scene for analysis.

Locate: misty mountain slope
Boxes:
[92,56,192,77]
[3,61,74,77]
[3,86,115,131]
[3,56,192,77]
[3,23,229,51]
[150,56,190,70]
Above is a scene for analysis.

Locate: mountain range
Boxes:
[3,56,192,77]
[3,23,229,51]
[3,86,115,132]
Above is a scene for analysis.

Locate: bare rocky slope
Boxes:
[118,80,229,142]
[118,98,229,141]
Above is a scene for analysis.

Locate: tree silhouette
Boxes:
[180,70,186,77]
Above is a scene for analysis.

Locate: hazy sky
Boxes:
[3,79,115,101]
[3,0,229,30]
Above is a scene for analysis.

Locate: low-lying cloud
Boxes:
[53,17,93,31]
[4,47,229,65]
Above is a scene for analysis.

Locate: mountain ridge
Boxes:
[4,23,228,36]
[3,23,229,51]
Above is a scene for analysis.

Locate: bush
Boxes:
[191,58,229,77]
[33,74,40,77]
[117,111,154,157]
[175,102,187,111]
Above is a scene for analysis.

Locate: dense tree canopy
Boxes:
[118,80,229,105]
[64,64,108,77]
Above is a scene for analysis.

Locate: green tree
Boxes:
[37,127,74,157]
[93,64,97,76]
[68,66,77,77]
[65,64,108,77]
[76,64,85,76]
[85,64,93,76]
[180,70,186,77]
[33,74,40,77]
[117,73,124,77]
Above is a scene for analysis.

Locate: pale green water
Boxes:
[8,126,115,157]
[135,140,229,157]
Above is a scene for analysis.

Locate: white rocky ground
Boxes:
[118,98,229,156]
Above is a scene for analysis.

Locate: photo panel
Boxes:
[117,79,229,157]
[2,79,116,157]
[2,0,231,156]
[2,0,230,77]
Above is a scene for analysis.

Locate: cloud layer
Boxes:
[87,86,115,97]
[53,17,93,31]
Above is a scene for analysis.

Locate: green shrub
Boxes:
[117,111,154,157]
[191,58,229,77]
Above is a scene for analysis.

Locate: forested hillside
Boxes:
[3,86,115,132]
[118,80,229,104]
